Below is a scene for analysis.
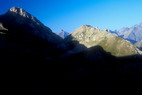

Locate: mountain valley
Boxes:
[1,7,142,94]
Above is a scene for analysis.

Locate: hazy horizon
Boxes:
[1,0,142,33]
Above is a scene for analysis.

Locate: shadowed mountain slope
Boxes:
[0,7,65,62]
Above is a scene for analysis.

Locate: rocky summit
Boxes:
[65,25,141,56]
[9,7,33,18]
[57,29,69,39]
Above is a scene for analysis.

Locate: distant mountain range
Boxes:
[110,23,142,43]
[109,22,142,50]
[135,41,142,50]
[56,30,69,39]
[1,7,142,94]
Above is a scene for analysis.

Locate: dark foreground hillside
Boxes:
[1,45,142,94]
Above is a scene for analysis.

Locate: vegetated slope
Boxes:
[65,25,141,56]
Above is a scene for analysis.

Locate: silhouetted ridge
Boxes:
[0,7,66,62]
[1,7,63,43]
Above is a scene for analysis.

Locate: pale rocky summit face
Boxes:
[10,7,29,17]
[9,7,36,22]
[66,25,141,56]
[7,7,43,25]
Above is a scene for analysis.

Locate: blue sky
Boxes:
[1,0,142,32]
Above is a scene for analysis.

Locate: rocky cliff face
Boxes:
[65,25,141,56]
